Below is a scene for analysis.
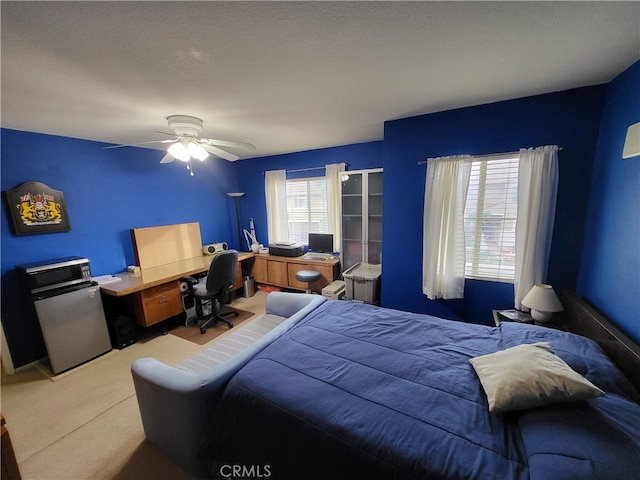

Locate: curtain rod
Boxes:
[417,146,562,165]
[263,163,350,174]
[288,166,327,173]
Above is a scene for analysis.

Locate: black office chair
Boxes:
[181,250,239,334]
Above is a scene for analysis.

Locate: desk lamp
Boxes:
[227,192,245,251]
[522,284,563,323]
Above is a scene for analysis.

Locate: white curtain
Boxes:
[325,163,346,252]
[265,169,289,245]
[514,145,559,309]
[422,155,473,299]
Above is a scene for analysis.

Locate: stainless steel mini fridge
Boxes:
[33,282,112,374]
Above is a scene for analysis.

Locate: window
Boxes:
[285,177,328,244]
[464,154,519,282]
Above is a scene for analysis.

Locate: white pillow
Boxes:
[469,342,605,413]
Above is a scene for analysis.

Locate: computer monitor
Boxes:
[308,233,334,253]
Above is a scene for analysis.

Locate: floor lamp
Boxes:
[227,192,245,251]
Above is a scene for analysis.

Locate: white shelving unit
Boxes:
[341,168,383,271]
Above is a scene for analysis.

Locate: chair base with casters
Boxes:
[295,270,321,294]
[180,249,240,334]
[185,299,239,333]
[198,301,238,334]
[181,277,239,333]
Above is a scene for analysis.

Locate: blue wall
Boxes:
[381,86,607,324]
[3,70,637,368]
[0,134,382,368]
[1,129,239,367]
[578,61,640,344]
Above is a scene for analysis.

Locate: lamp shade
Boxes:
[522,284,563,322]
[622,122,640,159]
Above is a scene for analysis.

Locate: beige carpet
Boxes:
[170,308,255,345]
[1,291,267,480]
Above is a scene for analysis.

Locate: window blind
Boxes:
[464,154,519,282]
[286,178,328,244]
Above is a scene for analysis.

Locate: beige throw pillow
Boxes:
[469,342,605,413]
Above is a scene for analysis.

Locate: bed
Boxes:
[202,294,640,479]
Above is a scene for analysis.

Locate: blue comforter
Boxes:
[205,301,640,479]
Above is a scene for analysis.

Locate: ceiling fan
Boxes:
[105,115,256,175]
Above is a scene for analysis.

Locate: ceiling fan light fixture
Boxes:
[168,141,190,162]
[187,141,209,161]
[106,114,255,173]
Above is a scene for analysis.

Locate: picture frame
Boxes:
[4,181,71,235]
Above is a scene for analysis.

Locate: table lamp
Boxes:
[521,284,563,323]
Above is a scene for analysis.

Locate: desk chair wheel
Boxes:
[185,316,198,327]
[200,321,233,334]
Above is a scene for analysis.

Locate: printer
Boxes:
[268,242,304,257]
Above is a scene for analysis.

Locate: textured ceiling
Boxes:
[2,1,639,161]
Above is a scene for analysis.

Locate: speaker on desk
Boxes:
[109,315,136,350]
[203,242,228,255]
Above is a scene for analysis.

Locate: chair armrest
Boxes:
[131,358,221,476]
[132,357,201,392]
[180,276,198,285]
[265,291,326,318]
[180,276,198,295]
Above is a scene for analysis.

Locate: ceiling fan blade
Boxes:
[201,144,240,162]
[155,130,178,137]
[201,138,256,150]
[102,139,176,150]
[159,152,175,163]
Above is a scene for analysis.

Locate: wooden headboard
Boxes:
[559,290,640,393]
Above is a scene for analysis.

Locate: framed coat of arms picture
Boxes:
[4,181,71,235]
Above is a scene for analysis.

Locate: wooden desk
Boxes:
[252,253,340,293]
[101,253,254,327]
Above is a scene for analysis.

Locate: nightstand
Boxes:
[492,309,565,330]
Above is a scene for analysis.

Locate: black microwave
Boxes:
[17,256,92,294]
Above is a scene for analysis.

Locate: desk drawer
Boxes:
[267,259,287,285]
[134,280,183,327]
[288,263,333,291]
[139,282,179,300]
